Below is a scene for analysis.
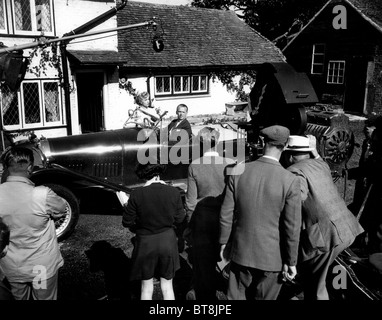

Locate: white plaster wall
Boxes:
[104,70,125,130]
[103,74,239,130]
[55,0,118,51]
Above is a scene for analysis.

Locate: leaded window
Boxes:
[174,75,189,94]
[12,0,54,35]
[191,75,208,93]
[155,75,171,95]
[0,79,63,130]
[154,74,209,96]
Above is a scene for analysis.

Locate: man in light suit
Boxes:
[219,125,302,300]
[284,135,364,300]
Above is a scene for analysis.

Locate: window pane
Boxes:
[314,55,324,64]
[44,82,60,122]
[174,76,189,93]
[192,76,199,91]
[163,77,170,92]
[174,76,181,92]
[200,76,207,90]
[183,77,189,91]
[313,65,323,74]
[1,86,20,126]
[156,77,163,92]
[155,77,171,93]
[36,0,52,32]
[23,82,41,124]
[0,1,5,29]
[14,0,32,31]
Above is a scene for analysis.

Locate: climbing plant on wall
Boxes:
[210,70,257,102]
[119,78,137,97]
[27,42,63,80]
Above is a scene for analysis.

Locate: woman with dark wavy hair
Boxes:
[122,160,185,300]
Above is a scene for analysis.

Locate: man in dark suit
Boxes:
[219,125,302,300]
[167,104,192,143]
[284,135,364,300]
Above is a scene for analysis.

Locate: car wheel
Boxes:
[44,184,80,242]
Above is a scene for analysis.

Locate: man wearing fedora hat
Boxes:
[284,135,364,300]
[219,125,302,300]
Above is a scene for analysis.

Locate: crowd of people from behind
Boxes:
[0,98,381,300]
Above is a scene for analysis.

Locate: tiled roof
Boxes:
[117,1,285,69]
[66,50,122,65]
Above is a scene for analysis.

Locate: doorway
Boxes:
[344,57,368,114]
[76,72,104,133]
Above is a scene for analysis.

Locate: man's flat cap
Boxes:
[260,125,290,145]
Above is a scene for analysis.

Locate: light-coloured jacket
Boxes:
[287,158,364,261]
[0,176,66,282]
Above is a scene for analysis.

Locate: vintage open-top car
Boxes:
[2,114,242,241]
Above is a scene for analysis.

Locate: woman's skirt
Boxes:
[129,228,180,281]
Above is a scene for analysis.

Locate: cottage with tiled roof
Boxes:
[116,2,285,70]
[68,1,285,130]
[0,0,284,144]
[283,0,382,116]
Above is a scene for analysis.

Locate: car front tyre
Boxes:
[44,184,80,242]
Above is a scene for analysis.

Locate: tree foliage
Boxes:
[191,0,327,42]
[210,70,256,102]
[192,0,328,101]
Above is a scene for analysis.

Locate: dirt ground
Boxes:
[57,118,367,301]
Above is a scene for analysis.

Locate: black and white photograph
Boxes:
[0,0,381,314]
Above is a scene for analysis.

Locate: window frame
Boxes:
[0,88,22,130]
[311,43,325,75]
[154,75,172,96]
[173,75,190,94]
[327,60,346,84]
[191,74,208,93]
[20,79,43,128]
[10,0,55,36]
[41,79,63,126]
[154,74,209,97]
[0,78,63,130]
